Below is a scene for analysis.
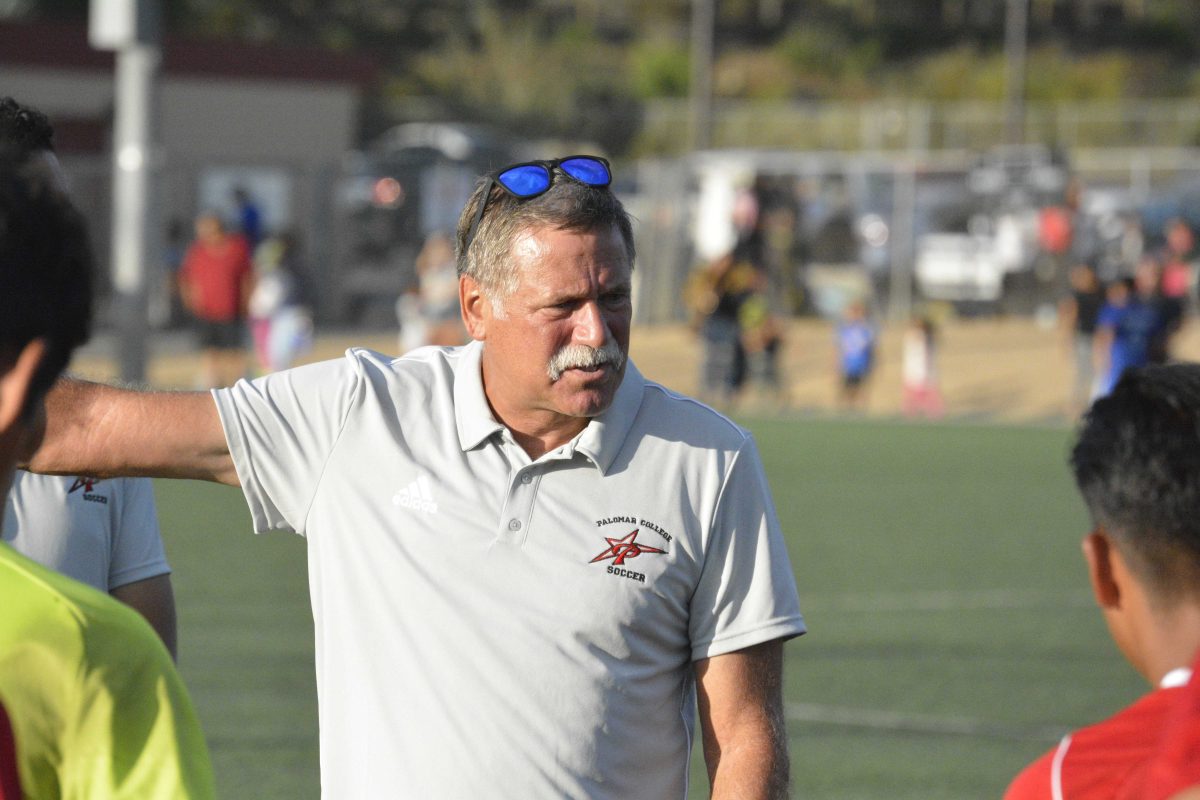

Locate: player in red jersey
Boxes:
[1005,364,1200,800]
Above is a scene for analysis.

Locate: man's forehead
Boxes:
[511,224,629,267]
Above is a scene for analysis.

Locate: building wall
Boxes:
[0,63,361,322]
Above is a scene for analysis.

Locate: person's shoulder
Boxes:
[0,545,147,642]
[1003,743,1056,800]
[345,345,463,380]
[634,378,751,452]
[341,345,467,401]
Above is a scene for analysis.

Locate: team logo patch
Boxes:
[68,477,108,505]
[590,529,666,583]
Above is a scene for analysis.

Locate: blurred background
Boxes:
[4,0,1200,342]
[6,3,1200,797]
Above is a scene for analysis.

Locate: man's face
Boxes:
[467,223,633,427]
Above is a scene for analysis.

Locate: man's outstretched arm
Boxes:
[24,377,238,485]
[696,639,790,799]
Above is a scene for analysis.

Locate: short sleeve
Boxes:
[107,478,170,590]
[689,436,806,660]
[213,352,365,535]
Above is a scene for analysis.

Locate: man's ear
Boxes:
[0,339,46,434]
[1083,530,1122,610]
[459,275,488,341]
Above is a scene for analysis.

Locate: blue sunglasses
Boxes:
[463,155,612,251]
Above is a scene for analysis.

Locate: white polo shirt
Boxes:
[2,472,170,592]
[214,342,805,799]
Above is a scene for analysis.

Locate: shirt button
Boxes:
[508,519,522,531]
[520,474,533,485]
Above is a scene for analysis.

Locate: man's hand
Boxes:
[696,639,789,799]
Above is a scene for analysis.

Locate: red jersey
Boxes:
[180,234,252,321]
[1005,686,1185,800]
[1139,654,1200,800]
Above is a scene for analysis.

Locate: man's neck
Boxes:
[497,410,588,461]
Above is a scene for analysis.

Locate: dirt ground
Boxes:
[70,315,1200,425]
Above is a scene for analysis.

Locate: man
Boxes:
[179,210,253,387]
[0,95,177,657]
[28,155,805,798]
[1004,364,1200,798]
[0,152,213,796]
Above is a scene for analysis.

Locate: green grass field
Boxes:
[158,416,1145,798]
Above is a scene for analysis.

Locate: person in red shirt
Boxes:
[1138,646,1200,800]
[1004,364,1200,800]
[179,211,253,387]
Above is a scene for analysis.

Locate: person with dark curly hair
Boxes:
[0,148,213,798]
[1005,364,1200,799]
[0,96,179,658]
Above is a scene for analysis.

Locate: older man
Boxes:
[29,155,805,798]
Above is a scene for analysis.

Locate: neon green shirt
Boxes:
[0,543,214,799]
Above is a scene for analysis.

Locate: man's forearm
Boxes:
[24,376,238,484]
[706,717,789,799]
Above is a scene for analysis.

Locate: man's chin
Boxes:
[553,371,621,418]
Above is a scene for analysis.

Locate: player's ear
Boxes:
[0,339,46,434]
[459,275,488,341]
[1083,529,1121,610]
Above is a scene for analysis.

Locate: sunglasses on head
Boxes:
[463,155,612,252]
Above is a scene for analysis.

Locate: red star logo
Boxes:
[590,529,666,566]
[68,477,99,494]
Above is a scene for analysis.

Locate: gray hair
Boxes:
[454,164,636,302]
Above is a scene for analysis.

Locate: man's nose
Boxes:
[573,301,608,348]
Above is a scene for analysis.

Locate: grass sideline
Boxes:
[159,415,1144,798]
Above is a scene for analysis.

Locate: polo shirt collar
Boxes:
[573,360,644,475]
[452,340,645,474]
[454,340,506,450]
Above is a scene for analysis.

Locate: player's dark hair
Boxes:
[0,96,55,155]
[1071,364,1200,600]
[0,149,93,415]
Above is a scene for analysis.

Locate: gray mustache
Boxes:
[547,341,625,381]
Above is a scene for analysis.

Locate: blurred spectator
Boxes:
[156,216,188,328]
[233,186,263,249]
[1094,265,1166,398]
[834,299,876,412]
[1059,263,1104,416]
[179,211,254,388]
[247,232,313,374]
[687,245,758,408]
[1160,218,1194,331]
[417,232,467,348]
[1003,364,1200,800]
[902,314,943,419]
[738,267,786,409]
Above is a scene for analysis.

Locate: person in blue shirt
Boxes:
[835,299,876,411]
[1095,260,1166,398]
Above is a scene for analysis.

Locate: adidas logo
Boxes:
[392,475,439,514]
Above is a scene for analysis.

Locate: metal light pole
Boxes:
[689,0,715,152]
[90,0,161,383]
[1003,0,1029,146]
